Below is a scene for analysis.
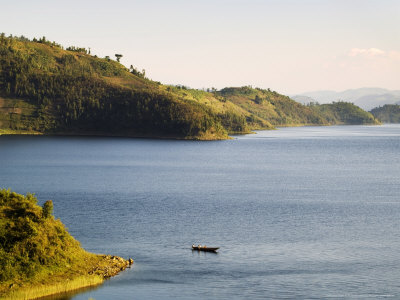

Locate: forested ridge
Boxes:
[370,104,400,123]
[0,34,379,139]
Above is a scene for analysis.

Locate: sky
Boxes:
[1,0,399,94]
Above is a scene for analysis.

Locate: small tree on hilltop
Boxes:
[115,54,123,62]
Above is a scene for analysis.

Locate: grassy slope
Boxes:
[218,87,327,127]
[311,102,381,125]
[370,104,400,123]
[0,190,131,299]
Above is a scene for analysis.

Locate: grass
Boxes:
[0,129,42,135]
[2,275,103,300]
[0,249,130,300]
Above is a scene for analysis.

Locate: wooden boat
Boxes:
[192,245,219,252]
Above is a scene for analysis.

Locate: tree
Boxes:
[115,54,123,62]
[42,200,53,218]
[254,95,264,104]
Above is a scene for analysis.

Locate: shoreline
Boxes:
[0,130,229,141]
[0,122,381,141]
[1,255,133,300]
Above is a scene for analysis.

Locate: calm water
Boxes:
[1,125,400,299]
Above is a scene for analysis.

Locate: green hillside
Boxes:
[309,102,381,125]
[0,34,380,139]
[370,104,400,123]
[218,86,327,127]
[0,34,244,140]
[0,189,131,299]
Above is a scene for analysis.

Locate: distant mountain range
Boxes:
[292,88,400,111]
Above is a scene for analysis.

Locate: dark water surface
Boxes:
[1,125,400,299]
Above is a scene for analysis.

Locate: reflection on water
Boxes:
[37,284,100,300]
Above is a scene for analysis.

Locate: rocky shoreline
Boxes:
[90,255,134,279]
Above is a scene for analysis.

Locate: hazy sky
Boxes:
[1,0,399,94]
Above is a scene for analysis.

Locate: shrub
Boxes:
[42,200,53,218]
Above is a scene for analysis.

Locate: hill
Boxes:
[370,104,400,123]
[0,34,380,138]
[309,102,380,125]
[0,34,247,140]
[218,87,327,127]
[0,189,132,299]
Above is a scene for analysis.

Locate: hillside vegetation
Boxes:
[0,189,131,299]
[0,35,237,140]
[219,87,327,127]
[370,104,400,123]
[0,34,379,139]
[309,102,380,125]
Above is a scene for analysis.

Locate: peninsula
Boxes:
[0,189,132,299]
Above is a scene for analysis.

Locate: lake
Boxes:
[1,125,400,299]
